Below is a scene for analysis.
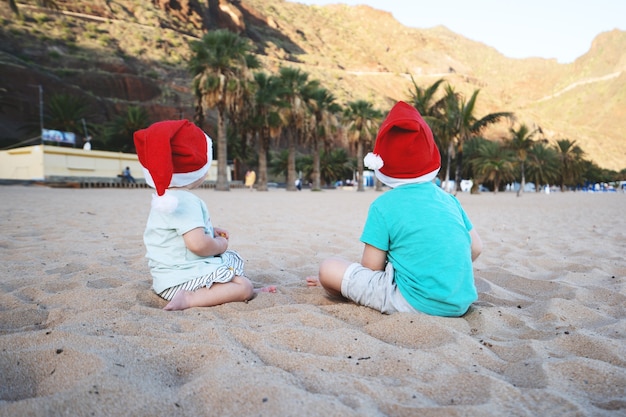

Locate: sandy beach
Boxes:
[0,185,624,416]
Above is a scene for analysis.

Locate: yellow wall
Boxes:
[0,145,46,180]
[0,145,225,182]
[43,146,142,179]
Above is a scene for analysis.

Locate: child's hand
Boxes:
[214,227,229,240]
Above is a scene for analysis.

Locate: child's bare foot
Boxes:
[306,276,320,286]
[163,290,192,311]
[255,286,277,293]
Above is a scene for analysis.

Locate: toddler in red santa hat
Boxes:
[134,120,274,311]
[307,101,483,317]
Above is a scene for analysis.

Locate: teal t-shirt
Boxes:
[143,189,224,294]
[360,182,477,316]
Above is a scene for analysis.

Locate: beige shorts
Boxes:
[341,261,418,314]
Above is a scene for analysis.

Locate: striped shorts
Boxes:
[158,250,245,301]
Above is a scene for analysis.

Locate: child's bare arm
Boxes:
[361,244,387,271]
[470,228,483,261]
[183,227,228,257]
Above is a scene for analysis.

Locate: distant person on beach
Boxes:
[134,120,275,311]
[245,169,256,191]
[122,166,136,183]
[307,101,482,317]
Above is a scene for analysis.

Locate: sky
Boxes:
[293,0,626,63]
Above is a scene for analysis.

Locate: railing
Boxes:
[41,176,244,189]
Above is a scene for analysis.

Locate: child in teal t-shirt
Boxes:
[307,101,482,316]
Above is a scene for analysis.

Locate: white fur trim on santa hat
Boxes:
[375,167,440,188]
[143,162,211,190]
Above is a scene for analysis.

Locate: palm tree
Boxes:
[344,100,382,192]
[580,160,611,187]
[320,148,351,186]
[462,136,490,192]
[104,106,150,153]
[407,78,449,187]
[444,87,513,193]
[432,85,461,191]
[407,76,445,117]
[276,66,312,191]
[554,139,585,191]
[506,123,537,196]
[249,71,286,191]
[188,29,257,191]
[471,140,516,193]
[306,86,341,191]
[227,53,262,182]
[299,148,352,187]
[269,149,290,184]
[44,93,92,139]
[526,141,560,192]
[42,94,102,148]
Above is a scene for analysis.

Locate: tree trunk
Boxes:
[444,141,453,192]
[257,135,269,192]
[286,129,297,191]
[454,148,463,195]
[312,138,321,191]
[357,140,364,192]
[517,161,525,197]
[193,101,204,129]
[375,177,383,191]
[215,108,229,191]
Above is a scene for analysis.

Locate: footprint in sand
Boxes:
[86,278,125,289]
[0,348,102,401]
[0,308,49,334]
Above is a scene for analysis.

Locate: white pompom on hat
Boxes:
[364,101,441,188]
[133,120,212,212]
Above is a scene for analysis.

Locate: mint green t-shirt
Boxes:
[143,189,224,294]
[360,182,477,316]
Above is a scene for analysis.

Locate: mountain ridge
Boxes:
[0,0,624,170]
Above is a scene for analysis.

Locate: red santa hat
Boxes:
[134,120,212,212]
[364,101,440,188]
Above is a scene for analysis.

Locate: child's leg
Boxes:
[164,275,254,311]
[307,257,351,297]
